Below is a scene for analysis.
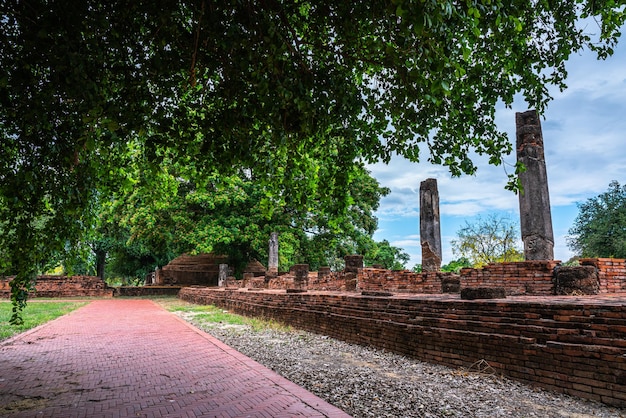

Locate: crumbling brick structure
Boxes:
[0,275,112,298]
[459,260,559,295]
[581,258,626,293]
[157,253,227,286]
[183,257,626,407]
[219,257,626,297]
[179,287,626,407]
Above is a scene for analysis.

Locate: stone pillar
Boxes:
[268,232,279,275]
[318,266,331,279]
[516,110,554,260]
[420,178,442,272]
[344,255,363,274]
[218,264,228,287]
[291,264,309,290]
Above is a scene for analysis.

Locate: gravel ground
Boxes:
[176,312,626,418]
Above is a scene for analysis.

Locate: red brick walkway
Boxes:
[0,300,350,417]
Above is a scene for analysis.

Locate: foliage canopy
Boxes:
[1,1,624,321]
[568,181,626,259]
[451,214,524,267]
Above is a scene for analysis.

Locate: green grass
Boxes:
[152,296,291,332]
[0,300,88,341]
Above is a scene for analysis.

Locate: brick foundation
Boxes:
[113,286,181,297]
[217,258,626,297]
[459,260,559,295]
[179,288,626,407]
[0,275,113,298]
[357,269,456,293]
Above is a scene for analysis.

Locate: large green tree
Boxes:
[1,1,624,322]
[85,156,390,279]
[364,239,411,270]
[568,181,626,259]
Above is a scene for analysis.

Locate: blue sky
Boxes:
[369,35,626,268]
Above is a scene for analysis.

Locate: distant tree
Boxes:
[568,181,626,259]
[441,257,472,273]
[365,240,410,270]
[451,214,524,267]
[412,264,422,273]
[562,256,581,266]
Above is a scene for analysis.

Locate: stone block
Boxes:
[344,255,364,273]
[554,266,599,295]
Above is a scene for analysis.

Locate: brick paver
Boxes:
[0,300,351,417]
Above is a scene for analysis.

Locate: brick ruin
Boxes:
[0,275,113,298]
[4,107,626,406]
[1,255,625,407]
[180,256,626,407]
[219,255,626,297]
[179,286,626,407]
[420,178,442,272]
[148,253,228,286]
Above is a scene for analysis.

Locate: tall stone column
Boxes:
[268,232,279,275]
[420,178,442,272]
[516,109,554,260]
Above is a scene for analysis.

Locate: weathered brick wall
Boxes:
[307,270,358,291]
[179,287,626,407]
[216,258,626,296]
[158,253,227,286]
[357,269,456,293]
[581,258,626,293]
[223,269,455,294]
[234,271,357,292]
[0,275,113,298]
[459,261,559,295]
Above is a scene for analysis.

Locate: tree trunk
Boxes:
[95,249,106,280]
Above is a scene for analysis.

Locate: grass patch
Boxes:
[0,300,88,341]
[152,296,291,332]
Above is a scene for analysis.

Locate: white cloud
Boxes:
[390,239,421,248]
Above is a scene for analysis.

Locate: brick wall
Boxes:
[113,286,181,297]
[357,269,457,293]
[227,269,455,294]
[459,261,559,295]
[308,270,356,291]
[215,258,626,297]
[0,275,113,298]
[581,258,626,293]
[179,288,626,407]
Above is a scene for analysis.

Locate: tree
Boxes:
[441,257,472,273]
[84,155,389,279]
[364,240,411,270]
[1,1,624,322]
[451,214,524,267]
[568,181,626,259]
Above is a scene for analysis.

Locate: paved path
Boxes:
[0,300,350,417]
